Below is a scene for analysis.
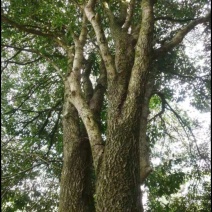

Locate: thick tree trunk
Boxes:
[60,1,154,210]
[59,94,95,212]
[95,109,141,211]
[2,1,211,212]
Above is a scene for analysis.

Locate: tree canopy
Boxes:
[1,0,211,211]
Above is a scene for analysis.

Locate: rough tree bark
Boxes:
[59,1,155,211]
[2,0,210,211]
[58,1,210,211]
[59,93,95,212]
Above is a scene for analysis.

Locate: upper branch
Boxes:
[155,16,196,23]
[126,0,154,106]
[66,13,104,172]
[165,101,205,163]
[84,1,116,79]
[82,59,94,102]
[89,59,107,116]
[154,12,211,57]
[1,14,68,50]
[122,0,135,30]
[2,44,65,80]
[1,14,54,38]
[79,13,88,43]
[103,2,120,33]
[3,58,41,66]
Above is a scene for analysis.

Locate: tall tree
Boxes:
[1,0,211,211]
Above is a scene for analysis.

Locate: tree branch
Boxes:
[122,0,135,30]
[66,15,104,172]
[139,79,154,183]
[1,62,8,75]
[89,59,107,116]
[3,57,41,66]
[125,0,154,110]
[163,69,210,82]
[37,110,52,136]
[119,1,128,25]
[41,53,65,81]
[3,49,22,61]
[148,91,205,165]
[155,16,196,23]
[2,14,69,51]
[1,14,55,38]
[165,102,202,158]
[1,163,42,181]
[84,1,116,79]
[2,44,65,80]
[67,85,104,173]
[47,109,62,155]
[82,58,94,102]
[2,44,39,54]
[103,1,121,35]
[3,79,59,118]
[154,12,211,57]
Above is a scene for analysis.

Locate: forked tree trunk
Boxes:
[59,0,154,211]
[1,0,210,211]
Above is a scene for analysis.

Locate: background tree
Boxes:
[1,0,211,211]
